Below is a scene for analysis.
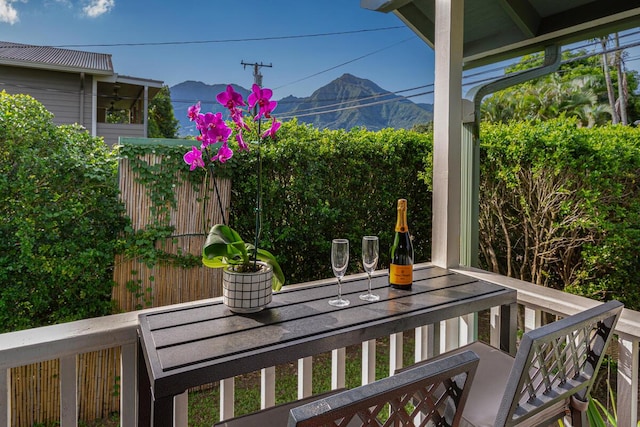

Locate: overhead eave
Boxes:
[464,7,640,68]
[362,0,640,69]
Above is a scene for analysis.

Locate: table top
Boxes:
[138,264,516,398]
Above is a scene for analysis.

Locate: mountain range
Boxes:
[170,73,433,136]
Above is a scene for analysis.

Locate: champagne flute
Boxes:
[329,239,350,307]
[359,236,380,301]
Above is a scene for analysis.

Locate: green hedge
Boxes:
[480,118,640,309]
[228,120,433,285]
[8,92,640,329]
[0,92,127,332]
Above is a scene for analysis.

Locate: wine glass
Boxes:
[359,236,380,301]
[329,239,350,307]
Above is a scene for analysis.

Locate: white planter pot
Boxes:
[222,261,273,313]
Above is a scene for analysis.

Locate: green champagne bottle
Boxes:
[389,199,414,289]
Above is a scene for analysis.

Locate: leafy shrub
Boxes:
[229,120,433,284]
[0,92,127,331]
[479,118,640,309]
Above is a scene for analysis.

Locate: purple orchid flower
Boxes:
[197,112,232,147]
[183,146,205,170]
[187,102,201,121]
[216,85,245,110]
[230,107,250,131]
[261,119,281,139]
[212,142,233,163]
[248,84,278,120]
[235,132,249,151]
[184,85,281,168]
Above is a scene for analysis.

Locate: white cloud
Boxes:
[83,0,114,18]
[0,0,20,25]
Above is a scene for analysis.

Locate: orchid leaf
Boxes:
[201,224,285,290]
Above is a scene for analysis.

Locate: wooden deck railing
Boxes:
[1,264,639,426]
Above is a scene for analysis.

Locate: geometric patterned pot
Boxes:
[222,261,273,313]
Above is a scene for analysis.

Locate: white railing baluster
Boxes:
[460,313,476,344]
[415,325,435,362]
[442,318,460,352]
[1,368,9,426]
[297,358,311,399]
[331,348,346,389]
[490,306,501,348]
[361,340,376,385]
[390,332,403,375]
[617,336,639,427]
[174,391,188,427]
[60,355,78,427]
[262,366,276,407]
[524,307,542,333]
[220,377,234,421]
[120,342,137,426]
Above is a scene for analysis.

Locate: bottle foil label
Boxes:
[390,264,413,285]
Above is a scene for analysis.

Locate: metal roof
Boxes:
[361,0,640,69]
[0,41,113,75]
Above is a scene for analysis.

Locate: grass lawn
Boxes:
[188,333,417,426]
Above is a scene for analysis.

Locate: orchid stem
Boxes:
[204,148,227,232]
[253,119,263,268]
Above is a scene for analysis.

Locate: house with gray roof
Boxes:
[0,41,163,146]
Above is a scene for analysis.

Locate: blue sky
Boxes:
[0,0,438,103]
[4,1,640,106]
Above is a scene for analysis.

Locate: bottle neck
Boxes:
[395,200,408,233]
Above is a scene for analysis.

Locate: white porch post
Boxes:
[431,0,464,268]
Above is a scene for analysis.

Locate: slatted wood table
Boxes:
[137,264,517,426]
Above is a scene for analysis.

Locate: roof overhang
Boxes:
[361,0,640,69]
[0,58,114,76]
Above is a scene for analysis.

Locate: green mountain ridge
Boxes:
[170,73,433,136]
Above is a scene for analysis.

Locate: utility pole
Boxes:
[241,61,272,86]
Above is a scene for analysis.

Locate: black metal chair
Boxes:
[287,350,479,427]
[399,300,623,427]
[214,349,479,427]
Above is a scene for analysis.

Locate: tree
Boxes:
[600,36,619,124]
[148,85,179,138]
[480,46,640,126]
[0,92,127,331]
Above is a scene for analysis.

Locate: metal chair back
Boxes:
[288,349,479,427]
[496,300,623,426]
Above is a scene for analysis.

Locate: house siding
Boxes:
[1,65,93,131]
[97,123,145,146]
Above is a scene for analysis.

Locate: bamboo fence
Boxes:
[112,153,229,312]
[10,146,230,425]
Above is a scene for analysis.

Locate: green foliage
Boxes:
[482,48,640,126]
[0,92,127,332]
[229,120,433,284]
[148,86,179,138]
[479,118,640,309]
[114,123,432,291]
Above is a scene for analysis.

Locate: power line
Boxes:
[174,32,640,121]
[278,90,433,120]
[282,35,640,120]
[274,37,416,90]
[48,27,407,48]
[7,31,640,123]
